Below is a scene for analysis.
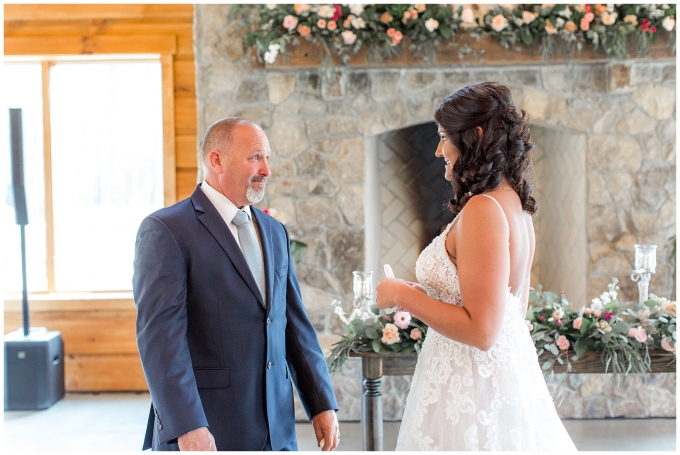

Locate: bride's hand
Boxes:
[376,277,408,309]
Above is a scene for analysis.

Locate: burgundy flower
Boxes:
[604,311,614,321]
[641,18,650,31]
[332,4,342,22]
[539,315,546,321]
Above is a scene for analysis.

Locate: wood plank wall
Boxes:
[4,4,200,392]
[4,4,200,201]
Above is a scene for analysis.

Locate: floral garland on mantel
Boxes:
[233,4,676,66]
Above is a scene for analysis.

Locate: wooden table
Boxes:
[349,350,676,451]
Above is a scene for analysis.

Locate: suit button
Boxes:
[266,317,272,325]
[158,424,163,431]
[267,361,273,369]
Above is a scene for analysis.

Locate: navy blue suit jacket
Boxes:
[134,185,338,451]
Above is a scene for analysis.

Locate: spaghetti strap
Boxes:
[479,194,510,244]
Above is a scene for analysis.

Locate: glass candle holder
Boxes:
[633,244,657,273]
[352,271,373,309]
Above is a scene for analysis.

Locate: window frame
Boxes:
[5,35,177,294]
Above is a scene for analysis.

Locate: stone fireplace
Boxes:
[194,5,675,420]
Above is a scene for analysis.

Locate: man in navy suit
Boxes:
[134,118,339,451]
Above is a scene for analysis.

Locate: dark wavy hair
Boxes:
[434,82,538,217]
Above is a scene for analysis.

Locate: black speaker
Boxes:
[10,108,28,226]
[4,328,65,410]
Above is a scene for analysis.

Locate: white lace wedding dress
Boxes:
[396,195,577,451]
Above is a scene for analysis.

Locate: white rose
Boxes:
[266,4,277,10]
[663,16,676,31]
[559,6,572,18]
[552,309,564,320]
[349,4,364,16]
[351,16,366,29]
[425,18,439,32]
[556,17,565,27]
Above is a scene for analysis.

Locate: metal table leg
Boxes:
[361,356,383,451]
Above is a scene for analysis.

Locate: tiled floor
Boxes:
[3,392,677,452]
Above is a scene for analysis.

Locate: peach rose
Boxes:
[380,12,393,24]
[661,337,676,352]
[410,9,419,20]
[461,8,475,24]
[557,335,570,351]
[381,323,400,345]
[415,4,426,13]
[401,10,410,24]
[293,4,311,16]
[545,19,558,34]
[624,15,638,26]
[297,24,311,38]
[583,308,593,315]
[327,20,337,31]
[595,4,608,16]
[491,14,508,32]
[317,19,326,29]
[573,317,583,329]
[580,17,591,31]
[410,328,422,340]
[564,21,577,33]
[636,328,648,343]
[594,309,602,317]
[602,12,618,26]
[522,11,538,24]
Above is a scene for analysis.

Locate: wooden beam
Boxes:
[4,4,193,22]
[162,52,177,206]
[41,61,56,293]
[5,35,177,56]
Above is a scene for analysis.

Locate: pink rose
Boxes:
[381,323,400,345]
[557,335,570,351]
[491,14,508,32]
[594,309,602,318]
[317,19,326,29]
[391,30,403,46]
[635,328,647,343]
[628,327,639,339]
[661,337,676,352]
[573,317,583,329]
[283,15,299,31]
[341,30,357,45]
[387,27,395,37]
[393,311,412,329]
[585,12,595,22]
[410,328,422,340]
[327,20,337,31]
[583,308,593,315]
[526,320,534,331]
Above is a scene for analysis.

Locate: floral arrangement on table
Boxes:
[527,278,676,387]
[263,208,307,262]
[326,300,428,374]
[326,277,676,383]
[232,4,676,66]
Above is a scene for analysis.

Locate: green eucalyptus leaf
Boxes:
[541,360,554,371]
[365,327,379,339]
[613,322,629,335]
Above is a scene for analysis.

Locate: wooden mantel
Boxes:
[259,33,675,69]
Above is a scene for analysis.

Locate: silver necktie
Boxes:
[232,210,266,304]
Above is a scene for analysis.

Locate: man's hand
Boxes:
[178,427,216,451]
[312,410,339,451]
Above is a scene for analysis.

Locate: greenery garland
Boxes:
[233,4,676,66]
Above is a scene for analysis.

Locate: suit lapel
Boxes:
[191,186,265,308]
[252,208,274,315]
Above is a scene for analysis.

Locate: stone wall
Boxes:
[194,4,676,420]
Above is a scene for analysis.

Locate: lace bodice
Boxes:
[397,195,577,451]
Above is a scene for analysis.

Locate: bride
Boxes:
[376,82,577,451]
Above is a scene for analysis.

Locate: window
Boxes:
[2,57,165,292]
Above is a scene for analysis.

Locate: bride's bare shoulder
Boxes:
[457,195,509,234]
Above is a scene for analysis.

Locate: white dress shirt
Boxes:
[200,180,263,253]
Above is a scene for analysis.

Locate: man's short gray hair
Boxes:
[200,117,260,176]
